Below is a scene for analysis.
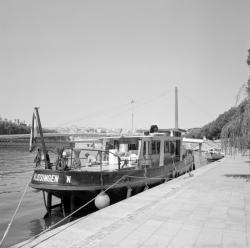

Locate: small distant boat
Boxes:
[205,148,224,161]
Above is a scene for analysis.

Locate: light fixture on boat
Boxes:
[94,191,110,209]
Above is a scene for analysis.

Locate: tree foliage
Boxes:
[0,118,56,134]
[186,103,242,140]
[220,49,250,152]
[0,119,30,134]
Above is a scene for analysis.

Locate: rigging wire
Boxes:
[14,166,195,248]
[56,101,132,126]
[15,175,128,248]
[55,88,173,126]
[0,182,30,247]
[106,90,172,119]
[179,90,215,120]
[15,173,178,248]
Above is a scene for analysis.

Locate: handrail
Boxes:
[44,147,130,171]
[62,147,122,160]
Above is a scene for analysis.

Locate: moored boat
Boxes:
[205,148,224,161]
[29,88,195,216]
[29,110,195,216]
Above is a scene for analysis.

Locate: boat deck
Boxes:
[13,155,250,247]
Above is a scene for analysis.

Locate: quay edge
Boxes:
[12,155,250,248]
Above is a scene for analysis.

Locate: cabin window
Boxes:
[151,141,160,155]
[176,140,180,156]
[164,141,170,153]
[174,131,181,137]
[170,142,175,154]
[156,141,160,154]
[143,141,146,155]
[148,141,152,154]
[106,142,114,150]
[128,143,138,151]
[114,140,119,150]
[151,141,156,154]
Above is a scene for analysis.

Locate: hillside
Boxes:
[186,100,248,140]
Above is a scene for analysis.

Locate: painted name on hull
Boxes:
[33,173,59,183]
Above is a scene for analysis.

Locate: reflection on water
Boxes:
[0,148,209,247]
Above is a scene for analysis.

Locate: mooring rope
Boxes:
[16,173,171,247]
[13,170,194,248]
[0,181,30,247]
[16,175,128,248]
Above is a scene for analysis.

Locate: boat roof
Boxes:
[101,131,181,141]
[72,128,183,144]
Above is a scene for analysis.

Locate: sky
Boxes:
[0,0,249,130]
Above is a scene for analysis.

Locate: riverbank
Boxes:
[13,155,250,247]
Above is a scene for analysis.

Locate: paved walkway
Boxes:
[14,156,250,248]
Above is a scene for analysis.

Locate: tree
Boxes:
[221,49,250,153]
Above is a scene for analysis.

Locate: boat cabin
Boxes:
[38,128,184,172]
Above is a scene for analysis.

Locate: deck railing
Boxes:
[38,147,139,172]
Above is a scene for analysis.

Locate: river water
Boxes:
[0,148,208,247]
[0,148,65,247]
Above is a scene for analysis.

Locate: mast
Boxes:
[132,112,134,132]
[131,100,135,132]
[34,107,48,168]
[175,87,179,130]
